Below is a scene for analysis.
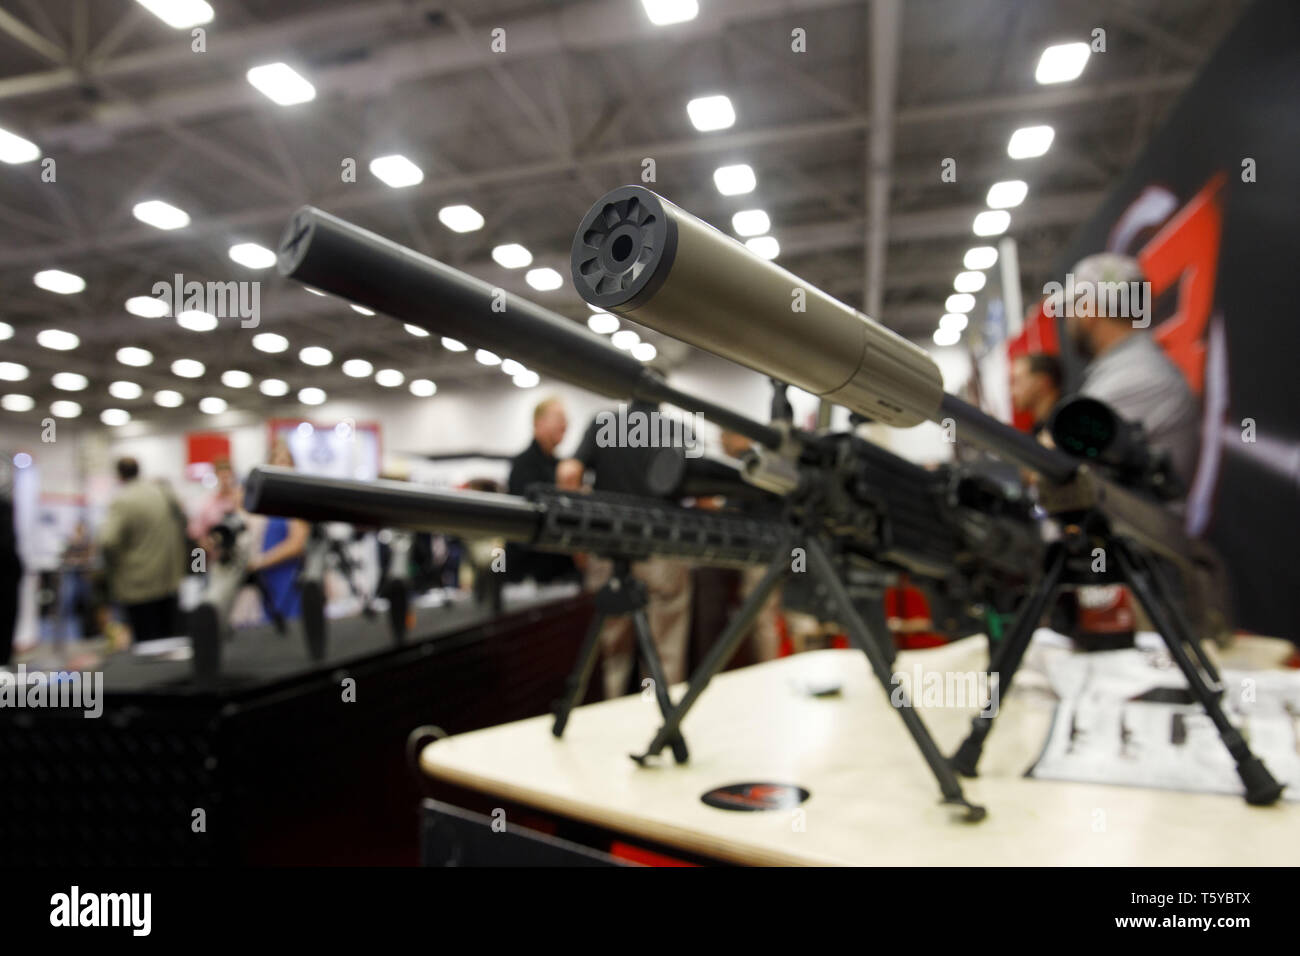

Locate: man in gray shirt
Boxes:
[1065,253,1201,490]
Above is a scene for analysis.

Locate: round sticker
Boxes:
[701,782,810,812]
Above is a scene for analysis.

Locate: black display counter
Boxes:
[0,590,595,865]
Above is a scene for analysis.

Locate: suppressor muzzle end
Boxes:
[571,185,678,311]
[278,206,321,278]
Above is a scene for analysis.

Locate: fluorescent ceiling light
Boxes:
[0,362,28,382]
[2,394,34,412]
[986,180,1028,209]
[132,0,213,29]
[117,347,153,367]
[474,349,501,366]
[369,154,423,188]
[100,408,131,426]
[221,370,252,389]
[745,236,780,260]
[438,205,484,233]
[687,94,735,132]
[259,379,289,397]
[501,359,526,377]
[1035,42,1090,85]
[587,313,619,334]
[50,401,81,418]
[126,295,169,317]
[375,369,404,387]
[632,342,657,362]
[973,210,1011,236]
[154,390,184,408]
[350,304,375,316]
[342,359,373,378]
[34,269,85,295]
[298,387,326,406]
[492,244,532,269]
[0,126,39,164]
[409,379,437,397]
[441,337,467,352]
[945,293,976,314]
[177,309,218,332]
[304,286,326,297]
[108,381,143,400]
[954,271,987,293]
[298,346,332,366]
[933,326,961,347]
[713,163,756,195]
[1007,125,1054,159]
[0,322,11,340]
[199,397,228,415]
[252,332,289,353]
[512,370,540,389]
[228,242,276,269]
[611,330,640,350]
[940,313,969,332]
[37,329,79,350]
[732,209,770,237]
[963,246,999,271]
[526,267,563,291]
[404,324,429,337]
[132,199,190,230]
[641,0,698,25]
[246,63,316,106]
[52,373,88,391]
[171,358,205,378]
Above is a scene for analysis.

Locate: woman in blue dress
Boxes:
[248,439,309,621]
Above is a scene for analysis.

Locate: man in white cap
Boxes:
[1064,252,1200,490]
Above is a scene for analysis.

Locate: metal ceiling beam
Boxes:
[0,171,1103,274]
[20,0,1188,154]
[0,0,448,100]
[863,0,901,317]
[21,0,853,147]
[0,6,66,66]
[0,55,1163,269]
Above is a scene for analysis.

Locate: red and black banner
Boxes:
[1030,0,1299,640]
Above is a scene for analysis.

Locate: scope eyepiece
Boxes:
[1048,396,1182,500]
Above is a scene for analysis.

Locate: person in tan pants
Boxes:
[558,401,694,699]
[584,555,693,700]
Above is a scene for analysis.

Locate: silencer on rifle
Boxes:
[278,206,644,400]
[245,466,542,541]
[571,185,944,428]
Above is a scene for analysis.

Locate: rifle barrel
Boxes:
[245,466,541,540]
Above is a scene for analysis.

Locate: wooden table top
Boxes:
[421,635,1297,866]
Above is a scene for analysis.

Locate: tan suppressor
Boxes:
[570,185,944,428]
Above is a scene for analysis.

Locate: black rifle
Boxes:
[275,207,1041,637]
[245,466,791,765]
[265,207,1063,818]
[571,185,1282,807]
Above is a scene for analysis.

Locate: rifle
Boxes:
[276,206,1042,637]
[569,185,1282,806]
[246,205,1063,820]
